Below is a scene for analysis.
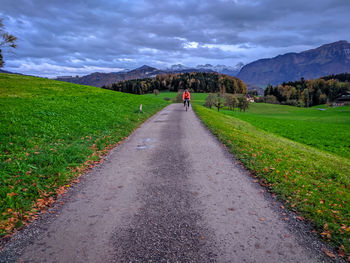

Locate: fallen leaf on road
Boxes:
[338,248,345,258]
[321,248,336,258]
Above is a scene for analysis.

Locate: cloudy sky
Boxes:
[1,0,349,77]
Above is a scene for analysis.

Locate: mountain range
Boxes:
[238,40,350,85]
[167,63,244,76]
[58,41,350,89]
[55,63,244,88]
[3,41,350,90]
[55,65,166,87]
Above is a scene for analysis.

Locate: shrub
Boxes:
[153,89,159,96]
[173,89,184,103]
[282,99,298,106]
[264,95,278,104]
[255,96,265,103]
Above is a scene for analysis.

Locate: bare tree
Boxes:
[214,93,225,111]
[224,94,238,110]
[237,95,249,112]
[204,93,216,109]
[0,18,17,68]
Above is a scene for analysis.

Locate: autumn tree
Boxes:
[262,75,350,107]
[303,89,310,107]
[0,18,17,68]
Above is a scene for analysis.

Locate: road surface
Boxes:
[0,104,332,262]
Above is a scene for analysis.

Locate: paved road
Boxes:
[1,104,331,262]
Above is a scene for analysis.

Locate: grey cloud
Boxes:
[1,0,349,77]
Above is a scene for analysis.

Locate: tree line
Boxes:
[262,74,350,107]
[204,93,249,112]
[102,72,247,95]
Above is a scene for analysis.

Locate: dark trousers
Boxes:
[184,99,190,107]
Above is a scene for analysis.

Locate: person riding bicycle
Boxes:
[183,89,191,108]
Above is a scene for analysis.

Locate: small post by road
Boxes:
[140,104,143,112]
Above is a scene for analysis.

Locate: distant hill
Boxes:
[237,40,350,85]
[55,63,246,88]
[56,65,215,88]
[56,65,163,87]
[0,69,14,74]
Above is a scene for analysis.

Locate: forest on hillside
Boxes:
[263,73,350,107]
[102,72,247,95]
[320,73,350,82]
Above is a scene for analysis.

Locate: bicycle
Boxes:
[184,98,190,111]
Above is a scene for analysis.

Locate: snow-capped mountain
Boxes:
[165,63,245,76]
[196,63,244,76]
[167,64,190,71]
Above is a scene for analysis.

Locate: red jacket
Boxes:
[183,91,191,100]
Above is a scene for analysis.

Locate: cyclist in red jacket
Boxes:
[183,89,191,108]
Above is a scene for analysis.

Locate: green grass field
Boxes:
[2,81,349,254]
[219,103,350,159]
[193,104,350,253]
[0,73,168,235]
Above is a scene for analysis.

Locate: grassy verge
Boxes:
[0,73,168,236]
[193,104,350,254]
